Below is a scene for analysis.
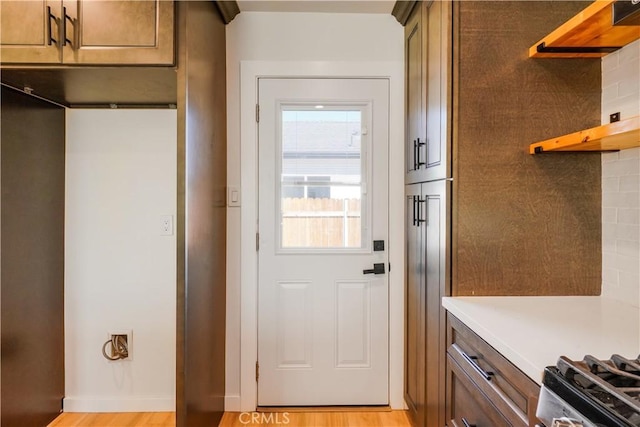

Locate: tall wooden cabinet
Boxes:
[398,1,602,426]
[0,0,174,65]
[402,1,451,426]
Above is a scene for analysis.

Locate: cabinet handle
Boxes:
[416,138,426,168]
[462,418,476,427]
[412,195,417,226]
[459,346,494,381]
[416,197,426,225]
[62,6,73,46]
[47,6,58,45]
[412,139,418,171]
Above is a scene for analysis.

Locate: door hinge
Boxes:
[256,361,259,382]
[255,104,260,123]
[256,232,260,251]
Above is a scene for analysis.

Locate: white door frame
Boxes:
[239,60,405,412]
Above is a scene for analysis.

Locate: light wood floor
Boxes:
[48,410,411,427]
[48,412,175,427]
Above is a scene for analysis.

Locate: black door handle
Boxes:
[363,263,385,275]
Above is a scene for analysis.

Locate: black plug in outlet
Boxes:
[610,112,620,123]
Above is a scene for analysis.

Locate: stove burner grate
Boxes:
[557,354,640,426]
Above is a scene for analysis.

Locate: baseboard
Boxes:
[63,396,175,412]
[225,395,241,412]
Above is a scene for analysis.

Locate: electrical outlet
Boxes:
[160,215,173,236]
[107,330,133,361]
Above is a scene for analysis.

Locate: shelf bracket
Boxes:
[535,42,619,54]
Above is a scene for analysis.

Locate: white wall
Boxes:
[226,12,404,411]
[65,110,177,412]
[601,39,640,307]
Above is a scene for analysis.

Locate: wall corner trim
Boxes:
[391,1,418,26]
[215,1,240,24]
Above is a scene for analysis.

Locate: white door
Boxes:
[257,78,389,406]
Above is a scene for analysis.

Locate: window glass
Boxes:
[280,108,364,249]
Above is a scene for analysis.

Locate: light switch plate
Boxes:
[228,186,240,207]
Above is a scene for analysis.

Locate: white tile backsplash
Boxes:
[601,40,640,306]
[619,40,640,63]
[619,208,640,225]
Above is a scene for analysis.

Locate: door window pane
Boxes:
[280,108,365,249]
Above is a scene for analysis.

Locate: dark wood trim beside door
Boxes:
[176,2,227,426]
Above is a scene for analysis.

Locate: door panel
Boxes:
[423,1,449,181]
[405,1,451,183]
[424,179,450,427]
[0,0,62,64]
[276,282,313,368]
[1,87,65,427]
[405,184,425,426]
[405,4,424,182]
[258,78,389,406]
[62,0,174,65]
[336,281,371,368]
[405,179,450,427]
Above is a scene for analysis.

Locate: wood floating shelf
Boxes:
[529,0,640,58]
[529,116,640,154]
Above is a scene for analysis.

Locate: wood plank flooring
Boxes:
[220,410,411,426]
[48,412,175,427]
[48,410,411,427]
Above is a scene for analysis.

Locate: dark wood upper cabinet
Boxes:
[405,4,425,181]
[0,0,175,65]
[405,0,450,184]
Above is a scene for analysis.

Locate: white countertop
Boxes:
[442,296,640,385]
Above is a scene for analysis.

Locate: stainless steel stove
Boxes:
[536,355,640,427]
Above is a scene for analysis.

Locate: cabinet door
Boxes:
[447,354,511,427]
[405,1,450,183]
[405,184,425,426]
[423,1,450,181]
[404,3,425,184]
[62,0,174,65]
[423,179,450,427]
[0,1,62,64]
